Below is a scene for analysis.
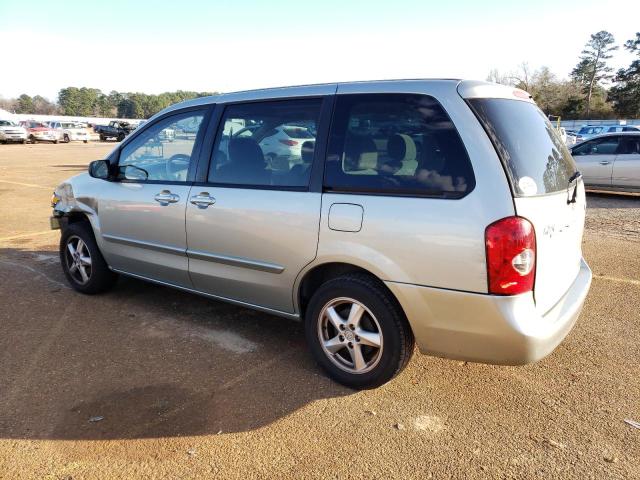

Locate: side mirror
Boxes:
[88,160,111,180]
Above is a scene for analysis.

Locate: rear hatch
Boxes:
[466,93,585,314]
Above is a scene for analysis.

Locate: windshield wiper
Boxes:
[567,170,582,204]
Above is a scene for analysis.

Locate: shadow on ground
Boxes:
[0,247,351,440]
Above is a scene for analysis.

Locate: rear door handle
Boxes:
[190,192,216,208]
[599,160,611,165]
[154,190,180,205]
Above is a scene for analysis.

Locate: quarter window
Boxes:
[208,99,322,188]
[118,111,206,182]
[323,94,475,197]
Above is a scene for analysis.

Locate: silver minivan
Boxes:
[51,80,592,389]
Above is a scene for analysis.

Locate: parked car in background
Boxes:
[219,124,316,169]
[575,125,640,143]
[95,121,136,142]
[604,125,640,134]
[570,132,640,192]
[50,121,90,143]
[21,121,60,143]
[50,80,592,389]
[0,120,28,144]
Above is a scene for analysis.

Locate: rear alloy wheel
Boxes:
[305,274,414,389]
[318,297,384,374]
[60,222,117,294]
[64,134,70,143]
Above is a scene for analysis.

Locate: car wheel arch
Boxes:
[296,261,407,323]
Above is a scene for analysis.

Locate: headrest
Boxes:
[228,137,265,166]
[343,136,378,172]
[387,134,417,162]
[301,140,315,163]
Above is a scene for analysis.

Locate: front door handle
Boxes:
[190,192,216,208]
[599,160,611,165]
[154,190,180,205]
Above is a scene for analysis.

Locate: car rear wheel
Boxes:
[29,135,36,144]
[304,273,414,389]
[64,134,70,143]
[60,222,118,294]
[117,133,125,142]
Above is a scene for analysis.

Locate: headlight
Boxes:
[51,192,61,208]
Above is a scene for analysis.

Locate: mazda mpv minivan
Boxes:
[51,80,592,389]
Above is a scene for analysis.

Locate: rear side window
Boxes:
[468,98,577,196]
[324,94,475,198]
[208,99,322,188]
[616,136,640,155]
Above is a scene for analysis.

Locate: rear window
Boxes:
[282,126,314,139]
[468,98,577,196]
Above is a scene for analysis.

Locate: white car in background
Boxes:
[0,120,28,144]
[233,124,316,165]
[49,121,90,143]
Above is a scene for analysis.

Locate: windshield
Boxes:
[0,120,16,126]
[468,98,577,196]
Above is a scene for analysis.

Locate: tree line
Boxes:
[0,88,215,119]
[487,30,640,119]
[2,30,639,120]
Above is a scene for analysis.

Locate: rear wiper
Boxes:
[567,171,582,204]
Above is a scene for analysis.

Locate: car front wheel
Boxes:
[305,274,414,389]
[60,222,117,294]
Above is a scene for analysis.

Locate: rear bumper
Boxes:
[385,258,592,365]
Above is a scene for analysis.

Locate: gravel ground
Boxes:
[0,143,638,479]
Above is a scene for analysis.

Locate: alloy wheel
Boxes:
[64,235,93,285]
[317,297,383,374]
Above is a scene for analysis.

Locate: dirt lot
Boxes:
[0,143,638,479]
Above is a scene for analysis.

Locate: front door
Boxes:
[572,136,620,187]
[186,98,326,313]
[98,109,209,287]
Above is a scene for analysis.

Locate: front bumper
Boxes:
[0,133,27,141]
[386,258,592,365]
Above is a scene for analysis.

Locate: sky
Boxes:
[1,0,639,101]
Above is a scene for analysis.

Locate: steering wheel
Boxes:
[165,154,190,180]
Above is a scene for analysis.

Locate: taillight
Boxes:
[485,216,536,295]
[279,139,298,146]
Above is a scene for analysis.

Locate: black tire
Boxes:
[64,134,70,143]
[60,221,118,294]
[20,140,26,144]
[29,135,36,144]
[99,135,106,141]
[304,273,414,389]
[117,133,125,142]
[83,140,88,144]
[53,139,58,144]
